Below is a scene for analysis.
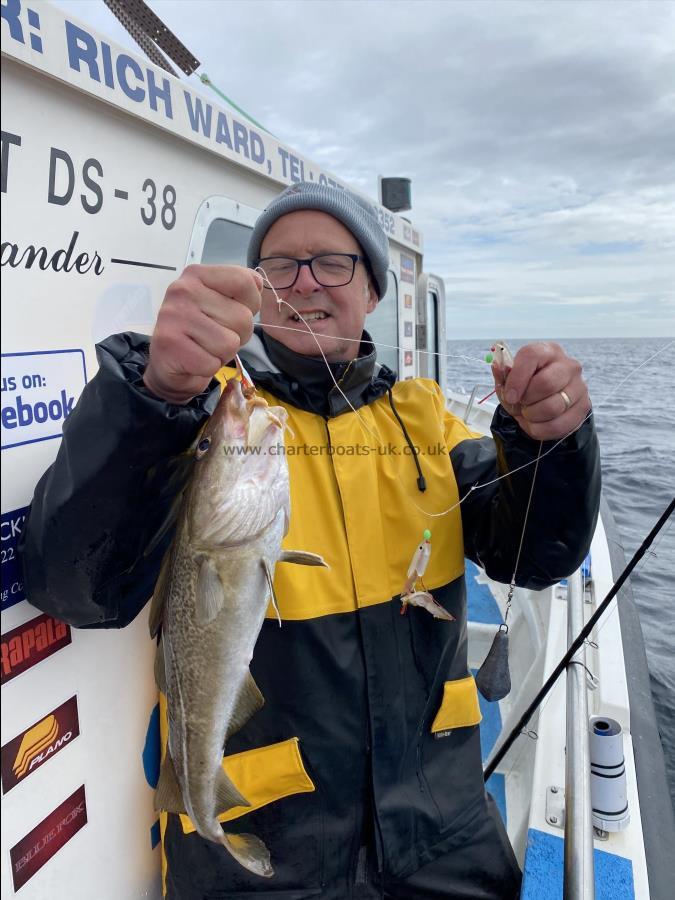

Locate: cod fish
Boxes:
[149,373,327,878]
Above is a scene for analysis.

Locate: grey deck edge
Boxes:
[601,495,675,899]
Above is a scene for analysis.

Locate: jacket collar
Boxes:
[240,327,396,417]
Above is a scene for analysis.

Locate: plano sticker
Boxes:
[2,696,80,794]
[10,785,87,891]
[1,613,72,685]
[1,349,87,450]
[404,321,413,338]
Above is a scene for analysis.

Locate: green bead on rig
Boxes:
[423,529,431,541]
[485,352,494,364]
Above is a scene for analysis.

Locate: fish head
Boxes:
[186,378,290,549]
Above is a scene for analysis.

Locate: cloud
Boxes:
[53,0,675,337]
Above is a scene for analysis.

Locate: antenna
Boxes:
[104,0,200,77]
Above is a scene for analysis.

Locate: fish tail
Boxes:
[222,831,274,878]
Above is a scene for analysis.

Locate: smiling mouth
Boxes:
[291,311,329,322]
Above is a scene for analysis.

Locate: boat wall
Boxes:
[0,3,428,897]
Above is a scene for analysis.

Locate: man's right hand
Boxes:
[143,265,263,404]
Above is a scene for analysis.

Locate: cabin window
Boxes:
[201,219,253,266]
[366,270,399,374]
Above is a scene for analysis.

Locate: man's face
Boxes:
[258,210,378,362]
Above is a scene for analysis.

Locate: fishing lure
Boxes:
[478,340,514,405]
[400,530,455,621]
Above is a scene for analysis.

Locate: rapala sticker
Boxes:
[2,696,80,794]
[1,505,28,610]
[10,785,87,892]
[404,351,414,367]
[1,613,71,685]
[1,349,87,450]
[400,254,415,284]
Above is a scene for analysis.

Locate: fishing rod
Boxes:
[483,496,675,781]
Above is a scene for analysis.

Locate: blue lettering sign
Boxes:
[184,92,212,137]
[65,20,101,82]
[1,506,28,611]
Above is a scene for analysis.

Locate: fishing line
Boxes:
[409,338,674,520]
[254,268,384,445]
[483,496,675,781]
[259,321,489,367]
[249,276,672,523]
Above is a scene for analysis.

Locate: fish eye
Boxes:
[195,437,211,459]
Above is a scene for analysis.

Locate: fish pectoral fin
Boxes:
[227,670,265,739]
[148,546,174,638]
[223,832,274,878]
[154,637,167,694]
[154,753,186,814]
[261,560,282,626]
[195,557,225,626]
[279,550,329,568]
[215,768,251,814]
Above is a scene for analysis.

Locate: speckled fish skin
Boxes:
[153,377,290,878]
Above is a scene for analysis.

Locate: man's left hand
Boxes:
[492,342,591,441]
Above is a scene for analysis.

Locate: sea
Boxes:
[445,336,675,811]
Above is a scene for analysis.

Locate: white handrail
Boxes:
[564,569,595,899]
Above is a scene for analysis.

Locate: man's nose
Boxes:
[292,261,322,293]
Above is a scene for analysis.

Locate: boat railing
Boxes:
[447,384,495,425]
[564,569,595,898]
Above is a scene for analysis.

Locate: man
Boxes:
[20,182,600,899]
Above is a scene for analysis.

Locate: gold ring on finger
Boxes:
[560,390,572,412]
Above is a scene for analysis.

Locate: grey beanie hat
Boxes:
[247,182,390,300]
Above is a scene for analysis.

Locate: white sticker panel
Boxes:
[1,350,87,450]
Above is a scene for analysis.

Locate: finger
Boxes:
[188,264,262,315]
[149,331,223,382]
[503,342,560,405]
[164,277,256,338]
[514,403,593,441]
[520,377,589,424]
[494,382,522,420]
[519,358,583,407]
[186,312,252,364]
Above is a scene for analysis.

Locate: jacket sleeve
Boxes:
[449,406,601,589]
[18,332,220,629]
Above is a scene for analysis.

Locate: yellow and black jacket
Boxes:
[21,331,601,899]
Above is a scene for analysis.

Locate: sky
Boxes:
[51,0,675,339]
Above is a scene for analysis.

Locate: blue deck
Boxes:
[466,560,507,825]
[521,829,635,899]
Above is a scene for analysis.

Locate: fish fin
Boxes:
[195,557,225,626]
[215,768,251,814]
[148,547,173,638]
[227,670,265,739]
[154,637,167,694]
[223,832,274,878]
[154,753,186,814]
[278,550,329,568]
[261,559,282,626]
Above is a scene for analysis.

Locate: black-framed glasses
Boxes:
[257,253,366,290]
